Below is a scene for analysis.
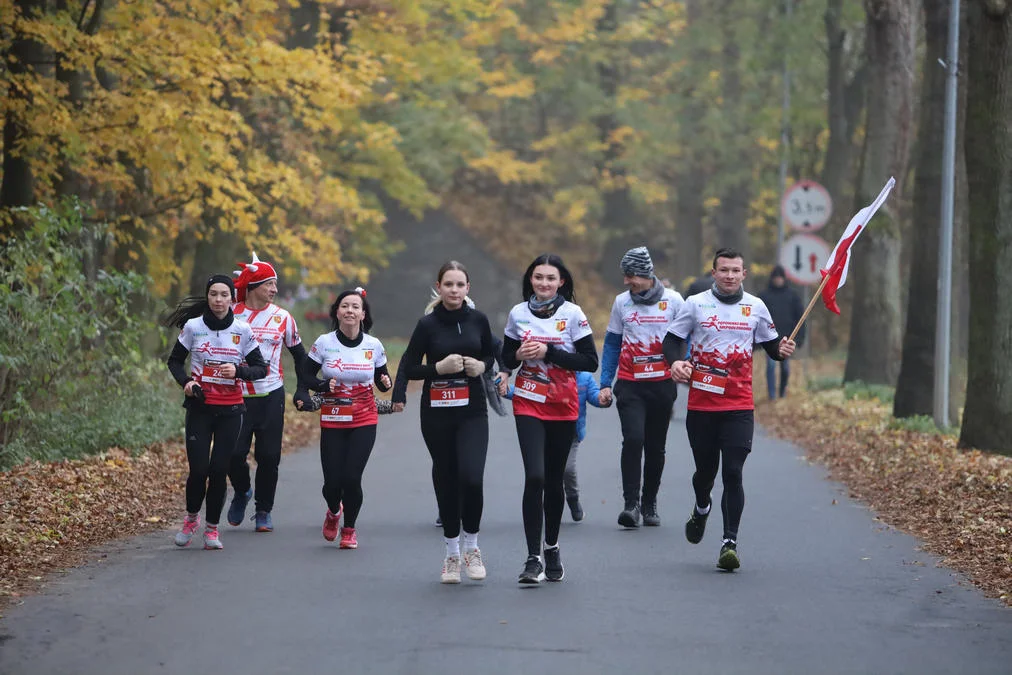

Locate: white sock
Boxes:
[544,542,559,551]
[445,536,460,558]
[462,531,478,552]
[695,503,711,516]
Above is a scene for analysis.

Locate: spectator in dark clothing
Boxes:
[684,275,712,299]
[759,265,805,399]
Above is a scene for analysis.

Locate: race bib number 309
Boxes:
[514,369,551,403]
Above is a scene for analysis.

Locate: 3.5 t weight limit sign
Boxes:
[780,233,831,286]
[782,180,833,231]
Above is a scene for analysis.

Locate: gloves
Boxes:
[293,388,322,412]
[435,354,464,375]
[376,398,394,415]
[462,356,486,378]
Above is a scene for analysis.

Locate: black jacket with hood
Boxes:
[759,265,806,347]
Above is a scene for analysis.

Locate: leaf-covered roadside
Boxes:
[757,392,1011,606]
[0,409,319,615]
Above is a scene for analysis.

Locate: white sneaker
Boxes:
[202,526,223,550]
[174,514,200,547]
[441,555,461,584]
[463,548,486,580]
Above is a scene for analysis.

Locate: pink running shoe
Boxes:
[339,527,357,549]
[323,506,342,542]
[203,526,223,550]
[174,514,200,547]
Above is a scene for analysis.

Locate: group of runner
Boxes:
[164,246,795,580]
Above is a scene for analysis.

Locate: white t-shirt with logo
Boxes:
[233,302,301,396]
[177,317,260,406]
[606,288,684,382]
[504,300,594,421]
[308,332,387,429]
[667,289,778,411]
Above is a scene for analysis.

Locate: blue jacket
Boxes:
[506,370,603,442]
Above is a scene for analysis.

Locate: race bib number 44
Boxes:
[321,397,354,423]
[430,378,469,407]
[514,369,551,403]
[632,354,667,380]
[690,364,728,395]
[200,360,235,386]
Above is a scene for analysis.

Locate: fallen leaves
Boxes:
[0,407,319,612]
[758,390,1011,606]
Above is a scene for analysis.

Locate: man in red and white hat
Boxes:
[226,252,307,532]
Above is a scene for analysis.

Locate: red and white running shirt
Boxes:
[505,301,593,421]
[308,332,386,429]
[177,317,260,406]
[606,288,684,382]
[233,302,301,396]
[667,290,778,411]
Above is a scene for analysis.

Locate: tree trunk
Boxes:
[843,0,917,386]
[894,0,968,418]
[714,1,750,274]
[960,0,1012,454]
[822,0,868,207]
[595,2,641,278]
[1,0,45,224]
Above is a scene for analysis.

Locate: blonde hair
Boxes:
[425,289,474,315]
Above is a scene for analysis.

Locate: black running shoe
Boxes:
[641,499,660,527]
[544,547,564,582]
[618,501,641,528]
[718,540,740,571]
[685,505,709,544]
[518,555,544,584]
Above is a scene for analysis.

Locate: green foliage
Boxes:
[807,376,843,393]
[0,201,179,468]
[843,380,895,404]
[887,415,958,438]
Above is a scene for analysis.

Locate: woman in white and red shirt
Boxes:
[502,254,598,584]
[165,274,268,551]
[300,288,391,550]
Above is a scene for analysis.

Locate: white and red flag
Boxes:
[820,177,896,314]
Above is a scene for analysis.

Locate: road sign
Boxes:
[782,180,833,231]
[780,233,831,286]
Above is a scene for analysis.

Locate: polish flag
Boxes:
[821,177,896,314]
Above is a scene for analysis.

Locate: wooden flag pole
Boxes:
[789,272,832,342]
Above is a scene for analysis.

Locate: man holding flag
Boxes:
[662,248,796,571]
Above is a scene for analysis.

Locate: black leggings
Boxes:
[614,379,677,504]
[320,425,377,528]
[685,410,753,541]
[229,387,285,512]
[515,415,576,556]
[185,406,245,524]
[421,412,489,539]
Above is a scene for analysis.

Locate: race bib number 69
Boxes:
[690,364,729,395]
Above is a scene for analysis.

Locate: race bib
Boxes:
[632,354,667,380]
[514,368,551,403]
[430,378,469,407]
[690,364,728,395]
[200,360,235,386]
[321,396,354,423]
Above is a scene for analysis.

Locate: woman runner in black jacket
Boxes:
[394,261,496,584]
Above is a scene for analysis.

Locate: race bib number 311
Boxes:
[430,378,469,407]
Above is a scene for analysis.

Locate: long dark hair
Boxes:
[330,288,373,333]
[521,253,575,302]
[162,274,235,329]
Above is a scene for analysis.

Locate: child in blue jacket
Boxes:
[505,370,608,521]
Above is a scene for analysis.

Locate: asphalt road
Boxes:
[1,392,1009,675]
